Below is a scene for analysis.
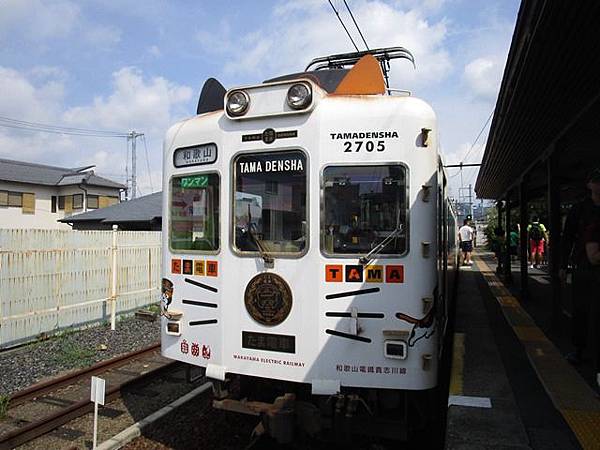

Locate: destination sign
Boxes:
[242,331,296,354]
[236,151,305,175]
[180,175,208,188]
[238,158,304,174]
[174,143,217,167]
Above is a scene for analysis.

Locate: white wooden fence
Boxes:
[0,229,161,348]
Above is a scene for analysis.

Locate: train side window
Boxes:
[170,173,220,253]
[321,164,408,256]
[232,150,307,256]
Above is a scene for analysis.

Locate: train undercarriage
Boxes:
[210,374,445,445]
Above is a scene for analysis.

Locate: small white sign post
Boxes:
[90,376,106,449]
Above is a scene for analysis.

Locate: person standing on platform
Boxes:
[584,213,600,389]
[528,217,548,269]
[509,224,519,261]
[585,223,600,264]
[560,168,600,368]
[458,218,474,266]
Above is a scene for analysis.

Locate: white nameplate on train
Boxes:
[174,143,217,167]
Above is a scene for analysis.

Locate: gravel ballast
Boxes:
[0,315,160,396]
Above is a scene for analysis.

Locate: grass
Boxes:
[51,338,96,368]
[145,303,161,315]
[0,395,9,419]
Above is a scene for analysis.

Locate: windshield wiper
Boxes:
[359,224,404,265]
[248,225,274,265]
[246,205,273,265]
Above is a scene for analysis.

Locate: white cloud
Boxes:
[0,1,121,52]
[0,66,65,122]
[393,0,446,13]
[63,67,193,131]
[84,24,122,48]
[201,1,451,89]
[463,56,504,100]
[147,45,162,58]
[0,66,193,194]
[27,66,69,82]
[62,67,193,194]
[0,0,80,43]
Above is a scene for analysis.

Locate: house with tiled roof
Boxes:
[0,157,125,229]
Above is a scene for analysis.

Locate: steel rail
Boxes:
[0,343,177,450]
[8,342,161,406]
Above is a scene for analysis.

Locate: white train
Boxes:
[161,47,458,442]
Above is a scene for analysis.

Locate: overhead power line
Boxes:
[328,0,359,52]
[0,115,129,137]
[0,114,149,200]
[460,110,493,163]
[343,0,369,50]
[0,122,128,138]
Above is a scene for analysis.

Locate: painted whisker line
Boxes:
[184,278,218,293]
[182,299,218,308]
[189,319,218,326]
[325,287,380,300]
[326,312,384,318]
[325,329,372,343]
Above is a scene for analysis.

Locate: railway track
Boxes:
[0,343,176,450]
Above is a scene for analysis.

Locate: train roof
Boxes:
[196,47,416,115]
[196,70,350,115]
[264,69,350,94]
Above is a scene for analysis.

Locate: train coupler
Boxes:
[213,393,296,443]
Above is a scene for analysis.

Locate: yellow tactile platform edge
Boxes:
[476,255,600,450]
[512,326,547,342]
[497,296,520,308]
[561,410,600,450]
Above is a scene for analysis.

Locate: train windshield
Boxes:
[233,150,307,255]
[169,173,219,252]
[322,165,407,256]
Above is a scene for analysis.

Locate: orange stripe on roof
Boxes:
[333,55,386,95]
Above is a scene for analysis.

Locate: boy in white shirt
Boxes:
[458,219,474,266]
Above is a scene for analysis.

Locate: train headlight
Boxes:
[286,83,312,110]
[226,90,250,116]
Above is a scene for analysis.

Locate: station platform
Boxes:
[445,251,600,450]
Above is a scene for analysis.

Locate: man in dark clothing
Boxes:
[560,168,600,376]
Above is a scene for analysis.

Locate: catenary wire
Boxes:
[446,111,493,182]
[460,110,493,163]
[343,0,369,50]
[328,0,359,51]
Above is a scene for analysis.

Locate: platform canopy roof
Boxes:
[476,0,600,200]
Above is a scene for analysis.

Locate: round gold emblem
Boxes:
[244,273,292,326]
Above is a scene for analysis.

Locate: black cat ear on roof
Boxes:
[196,78,226,115]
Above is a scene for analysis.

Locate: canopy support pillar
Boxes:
[519,179,529,300]
[547,151,562,330]
[503,195,513,283]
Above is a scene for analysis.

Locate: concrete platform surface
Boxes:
[445,252,595,449]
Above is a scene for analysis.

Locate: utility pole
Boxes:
[469,183,473,219]
[128,131,144,200]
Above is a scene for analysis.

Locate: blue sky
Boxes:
[0,0,520,198]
